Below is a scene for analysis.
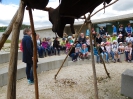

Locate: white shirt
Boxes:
[125,37,133,43]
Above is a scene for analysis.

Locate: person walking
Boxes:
[22,28,36,84]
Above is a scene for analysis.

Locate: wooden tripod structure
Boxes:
[0,0,118,99]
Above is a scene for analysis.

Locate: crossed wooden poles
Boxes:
[0,0,118,99]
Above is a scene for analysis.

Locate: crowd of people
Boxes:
[20,23,133,63]
[20,23,133,84]
[94,23,133,63]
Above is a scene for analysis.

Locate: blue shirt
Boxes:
[113,26,117,33]
[86,29,90,36]
[125,27,133,34]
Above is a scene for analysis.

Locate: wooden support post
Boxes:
[87,18,99,99]
[28,8,39,99]
[54,22,85,79]
[94,38,110,78]
[0,10,18,50]
[7,1,25,99]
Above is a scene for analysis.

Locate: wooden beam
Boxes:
[7,1,25,99]
[87,16,99,99]
[28,8,39,99]
[0,10,18,50]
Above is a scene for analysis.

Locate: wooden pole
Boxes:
[0,10,18,50]
[93,38,110,78]
[28,8,39,99]
[7,1,25,99]
[87,17,99,99]
[54,22,86,79]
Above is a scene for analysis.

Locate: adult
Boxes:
[36,34,44,58]
[92,28,97,39]
[99,27,106,36]
[112,25,117,35]
[78,33,86,44]
[22,28,36,84]
[86,29,90,36]
[117,24,125,38]
[102,35,107,43]
[53,37,60,55]
[125,23,133,36]
[96,33,102,44]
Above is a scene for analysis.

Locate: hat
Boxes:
[62,38,65,40]
[101,42,104,45]
[113,40,117,43]
[119,42,123,44]
[119,34,123,37]
[68,36,72,39]
[105,42,110,45]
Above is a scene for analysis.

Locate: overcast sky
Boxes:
[0,0,133,28]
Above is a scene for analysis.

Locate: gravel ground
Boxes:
[0,62,133,99]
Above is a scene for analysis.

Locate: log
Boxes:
[28,8,39,99]
[7,1,25,99]
[0,10,18,50]
[87,17,99,99]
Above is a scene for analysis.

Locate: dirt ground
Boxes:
[0,62,132,99]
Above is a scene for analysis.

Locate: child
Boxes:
[118,42,125,53]
[75,41,81,53]
[112,40,121,62]
[117,34,124,43]
[69,45,79,62]
[60,38,66,52]
[105,42,115,62]
[111,34,117,42]
[80,44,89,59]
[106,35,111,43]
[65,40,71,53]
[93,44,103,63]
[41,38,49,56]
[125,42,132,62]
[86,36,90,52]
[100,42,109,63]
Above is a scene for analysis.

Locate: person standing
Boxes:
[99,27,106,36]
[125,23,133,36]
[112,25,117,35]
[22,28,35,84]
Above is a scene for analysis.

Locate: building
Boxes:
[0,13,133,40]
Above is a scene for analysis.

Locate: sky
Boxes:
[0,0,133,28]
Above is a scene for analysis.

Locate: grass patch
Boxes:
[5,40,21,43]
[5,40,11,43]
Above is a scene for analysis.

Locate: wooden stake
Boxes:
[93,38,110,78]
[87,18,99,99]
[54,22,86,79]
[7,1,25,99]
[28,8,39,99]
[0,10,18,50]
